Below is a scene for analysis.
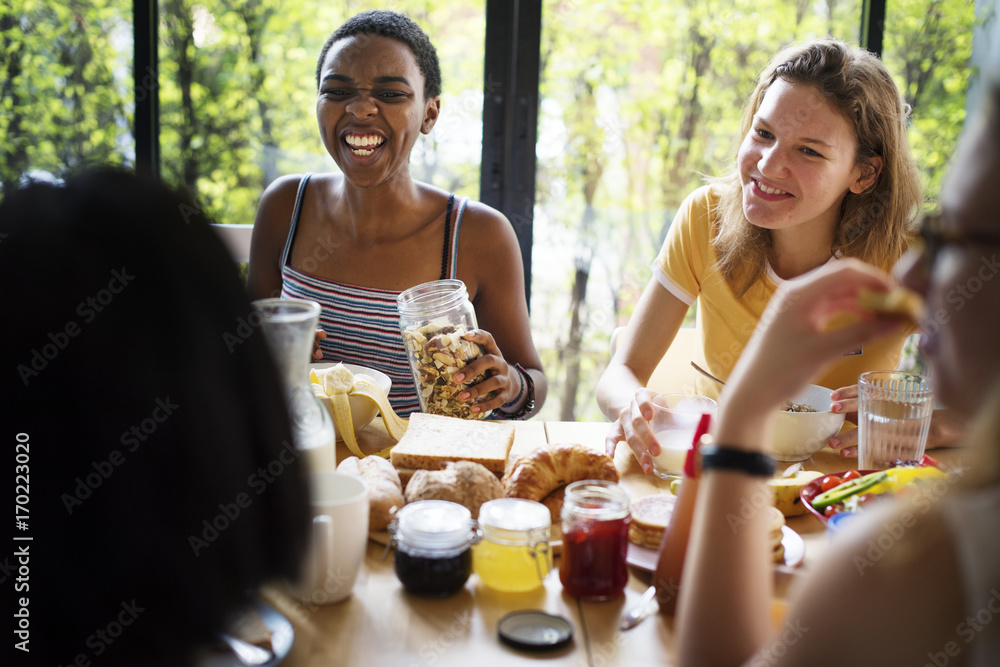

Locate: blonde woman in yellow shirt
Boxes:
[598,38,922,473]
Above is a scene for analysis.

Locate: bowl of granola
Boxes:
[769,384,845,462]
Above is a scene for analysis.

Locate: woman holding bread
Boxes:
[249,10,546,419]
[598,39,925,472]
[676,71,1000,664]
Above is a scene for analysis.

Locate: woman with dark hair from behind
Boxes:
[0,169,309,666]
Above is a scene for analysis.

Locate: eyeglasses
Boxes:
[917,211,1000,271]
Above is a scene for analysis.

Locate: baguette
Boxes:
[389,412,515,475]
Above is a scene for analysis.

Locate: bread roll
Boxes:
[337,455,404,531]
[503,443,619,502]
[404,461,503,519]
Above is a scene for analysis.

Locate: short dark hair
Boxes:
[315,10,442,99]
[0,168,309,666]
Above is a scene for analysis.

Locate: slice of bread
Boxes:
[389,412,515,475]
[858,287,925,322]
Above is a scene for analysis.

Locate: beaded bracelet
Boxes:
[501,363,526,409]
[498,363,536,420]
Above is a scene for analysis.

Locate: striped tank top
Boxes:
[280,173,468,416]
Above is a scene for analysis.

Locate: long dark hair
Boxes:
[0,168,309,665]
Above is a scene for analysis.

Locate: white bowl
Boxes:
[311,363,392,442]
[768,384,846,462]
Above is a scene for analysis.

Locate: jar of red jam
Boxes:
[390,500,478,597]
[559,480,631,600]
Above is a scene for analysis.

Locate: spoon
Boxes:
[690,361,726,388]
[219,633,273,666]
[620,585,659,631]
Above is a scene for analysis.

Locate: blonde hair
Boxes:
[712,39,923,296]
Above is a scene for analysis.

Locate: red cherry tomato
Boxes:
[919,454,942,469]
[820,475,843,493]
[824,504,844,518]
[842,470,862,483]
[857,493,878,506]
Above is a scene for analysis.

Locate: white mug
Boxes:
[294,472,369,605]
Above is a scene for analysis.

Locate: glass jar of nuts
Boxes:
[397,279,490,419]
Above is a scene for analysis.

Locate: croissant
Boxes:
[503,443,619,502]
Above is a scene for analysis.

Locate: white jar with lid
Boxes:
[397,279,490,419]
[390,500,479,597]
[474,498,552,592]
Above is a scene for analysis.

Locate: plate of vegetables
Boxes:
[800,455,949,524]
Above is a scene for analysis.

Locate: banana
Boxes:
[311,365,408,459]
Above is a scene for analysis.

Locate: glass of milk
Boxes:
[649,393,717,480]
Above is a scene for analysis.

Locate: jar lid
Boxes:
[563,480,630,519]
[498,611,573,652]
[479,498,550,543]
[397,279,469,317]
[393,500,473,550]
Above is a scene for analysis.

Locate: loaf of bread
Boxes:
[389,412,515,475]
[404,461,503,519]
[337,455,404,531]
[503,443,619,502]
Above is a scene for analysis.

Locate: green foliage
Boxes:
[0,0,976,422]
[534,0,975,421]
[1,0,132,194]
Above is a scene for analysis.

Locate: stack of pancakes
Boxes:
[767,506,786,564]
[627,494,786,566]
[628,495,677,548]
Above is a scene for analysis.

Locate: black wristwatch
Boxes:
[700,445,776,477]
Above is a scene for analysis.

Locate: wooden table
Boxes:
[263,420,964,666]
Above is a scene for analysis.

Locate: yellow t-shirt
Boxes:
[653,185,911,400]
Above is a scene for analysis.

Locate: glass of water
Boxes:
[858,371,934,470]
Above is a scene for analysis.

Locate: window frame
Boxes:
[133,0,890,306]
